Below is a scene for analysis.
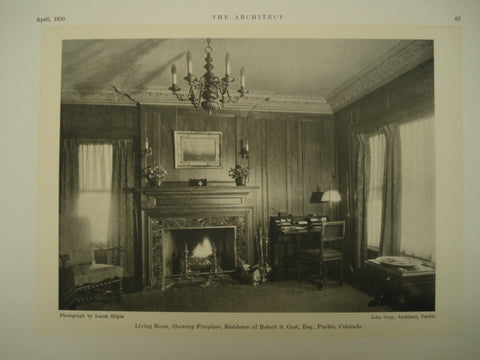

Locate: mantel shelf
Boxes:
[135,185,259,194]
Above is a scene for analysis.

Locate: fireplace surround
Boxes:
[136,185,258,289]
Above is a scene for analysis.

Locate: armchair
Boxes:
[59,214,123,309]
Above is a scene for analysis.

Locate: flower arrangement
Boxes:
[228,165,249,179]
[142,165,167,186]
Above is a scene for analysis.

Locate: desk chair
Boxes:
[297,221,345,289]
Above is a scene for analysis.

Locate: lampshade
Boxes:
[320,190,341,203]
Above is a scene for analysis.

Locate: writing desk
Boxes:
[269,216,323,280]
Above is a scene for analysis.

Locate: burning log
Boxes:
[181,241,221,275]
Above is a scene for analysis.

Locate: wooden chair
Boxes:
[297,221,345,289]
[59,214,123,309]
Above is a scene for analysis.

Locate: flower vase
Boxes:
[235,177,246,186]
[148,178,162,187]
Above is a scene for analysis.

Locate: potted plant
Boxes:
[228,165,249,186]
[142,165,167,186]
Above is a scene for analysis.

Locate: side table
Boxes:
[365,258,435,311]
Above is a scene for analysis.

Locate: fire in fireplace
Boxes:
[162,226,236,278]
[181,237,219,275]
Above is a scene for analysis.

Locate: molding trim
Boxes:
[61,89,333,114]
[326,40,434,112]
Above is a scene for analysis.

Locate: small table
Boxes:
[365,258,435,310]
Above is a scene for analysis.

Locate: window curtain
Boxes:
[379,123,402,256]
[107,139,135,277]
[399,115,435,261]
[77,143,113,245]
[78,143,113,191]
[352,134,370,268]
[59,139,79,215]
[366,133,386,250]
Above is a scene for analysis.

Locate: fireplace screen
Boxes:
[162,226,236,277]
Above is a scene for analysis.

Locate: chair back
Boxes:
[321,221,345,254]
[59,214,95,266]
[321,221,345,242]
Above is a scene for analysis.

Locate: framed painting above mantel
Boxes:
[174,131,222,169]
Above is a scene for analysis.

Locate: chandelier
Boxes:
[168,38,248,114]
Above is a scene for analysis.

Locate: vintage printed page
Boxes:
[1,1,479,359]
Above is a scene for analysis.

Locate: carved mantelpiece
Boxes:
[138,185,259,210]
[136,185,259,289]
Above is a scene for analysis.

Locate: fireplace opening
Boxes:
[163,226,236,277]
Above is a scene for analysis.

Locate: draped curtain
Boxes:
[352,124,402,267]
[379,124,402,256]
[366,133,386,250]
[78,143,113,191]
[77,143,113,245]
[352,134,370,268]
[59,139,79,215]
[107,139,135,277]
[399,116,435,261]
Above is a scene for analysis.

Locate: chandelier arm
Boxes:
[192,81,203,108]
[224,88,247,103]
[173,93,190,102]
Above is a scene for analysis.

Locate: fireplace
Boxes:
[137,185,259,290]
[163,226,236,277]
[150,215,247,289]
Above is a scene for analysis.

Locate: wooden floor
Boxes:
[75,280,390,312]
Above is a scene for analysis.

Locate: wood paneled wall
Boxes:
[139,106,336,233]
[61,104,138,139]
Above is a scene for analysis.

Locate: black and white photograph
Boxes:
[58,37,437,313]
[3,0,478,358]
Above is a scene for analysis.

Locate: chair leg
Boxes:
[319,262,324,290]
[339,260,344,285]
[297,258,302,282]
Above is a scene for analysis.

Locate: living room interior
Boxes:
[58,38,436,312]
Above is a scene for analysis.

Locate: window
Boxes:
[399,115,435,261]
[366,132,386,250]
[364,115,435,261]
[77,143,113,245]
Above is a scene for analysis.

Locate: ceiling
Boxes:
[61,38,433,113]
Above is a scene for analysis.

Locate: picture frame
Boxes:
[174,131,222,168]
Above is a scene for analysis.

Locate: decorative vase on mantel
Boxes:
[148,178,162,187]
[235,176,247,186]
[229,165,249,187]
[142,165,167,188]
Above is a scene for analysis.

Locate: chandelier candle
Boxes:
[171,64,177,85]
[225,53,230,75]
[187,51,192,74]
